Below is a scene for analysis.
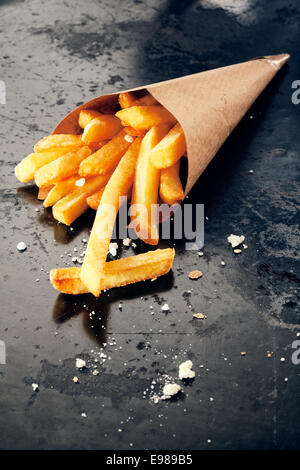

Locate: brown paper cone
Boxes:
[54,53,290,195]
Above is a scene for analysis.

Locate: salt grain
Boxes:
[124,134,134,143]
[108,242,118,257]
[17,241,27,252]
[76,358,86,369]
[75,178,85,187]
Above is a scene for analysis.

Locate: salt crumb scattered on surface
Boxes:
[161,383,181,400]
[76,358,86,369]
[123,238,131,247]
[161,304,169,312]
[124,134,134,143]
[17,241,27,252]
[227,234,245,248]
[31,383,39,392]
[179,360,195,380]
[108,242,118,257]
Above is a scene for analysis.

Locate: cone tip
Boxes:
[259,53,290,69]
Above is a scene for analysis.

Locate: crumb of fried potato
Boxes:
[189,270,203,280]
[193,313,207,319]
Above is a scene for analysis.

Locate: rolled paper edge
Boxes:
[52,54,290,197]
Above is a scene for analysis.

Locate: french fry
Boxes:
[118,92,159,109]
[159,160,184,205]
[82,115,122,143]
[15,148,77,183]
[79,130,132,177]
[80,137,142,296]
[118,92,137,109]
[150,123,186,169]
[38,186,53,200]
[43,175,79,207]
[50,248,175,295]
[87,140,108,153]
[86,188,105,210]
[52,173,112,225]
[131,124,169,245]
[87,186,132,210]
[34,146,91,188]
[116,105,176,130]
[79,109,102,128]
[34,134,84,153]
[136,93,159,106]
[123,127,146,137]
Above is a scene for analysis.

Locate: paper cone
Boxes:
[54,54,289,195]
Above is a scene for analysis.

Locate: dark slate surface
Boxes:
[0,0,299,450]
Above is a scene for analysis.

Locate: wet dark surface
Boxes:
[0,0,299,450]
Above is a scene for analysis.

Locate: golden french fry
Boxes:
[87,140,109,153]
[79,130,132,177]
[50,248,175,295]
[87,186,132,210]
[15,148,77,183]
[35,146,91,188]
[52,173,112,225]
[119,92,137,108]
[86,187,105,210]
[38,185,54,200]
[118,92,158,109]
[82,115,122,143]
[79,109,102,128]
[123,126,146,137]
[43,175,80,207]
[116,106,176,130]
[80,137,142,297]
[131,125,169,245]
[159,160,184,205]
[34,134,84,153]
[136,94,159,106]
[150,123,186,169]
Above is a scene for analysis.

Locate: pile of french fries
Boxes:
[15,91,187,296]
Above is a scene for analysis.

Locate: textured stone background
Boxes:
[0,0,299,450]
